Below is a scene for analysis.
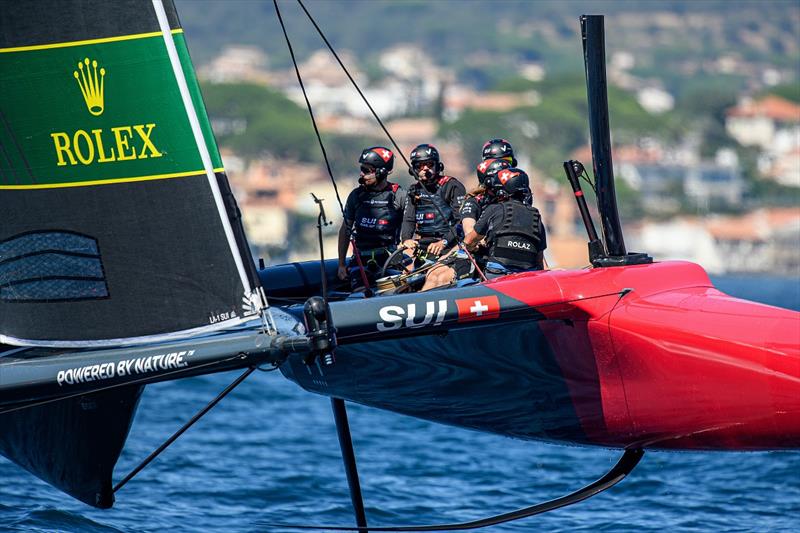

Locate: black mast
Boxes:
[581,15,625,256]
[579,15,651,267]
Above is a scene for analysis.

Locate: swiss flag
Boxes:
[497,169,518,184]
[378,219,389,225]
[377,149,393,162]
[425,212,435,219]
[455,295,500,322]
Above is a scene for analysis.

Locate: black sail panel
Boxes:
[0,0,261,346]
[0,385,144,509]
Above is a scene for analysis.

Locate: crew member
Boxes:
[422,167,544,289]
[461,158,511,235]
[481,138,517,166]
[470,167,545,276]
[400,143,466,259]
[337,146,407,290]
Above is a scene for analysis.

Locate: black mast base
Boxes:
[592,252,653,268]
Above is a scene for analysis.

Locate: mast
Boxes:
[581,14,625,256]
[580,15,653,267]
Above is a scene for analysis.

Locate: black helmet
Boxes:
[359,146,394,180]
[486,167,530,201]
[409,143,444,180]
[481,138,517,166]
[476,158,511,185]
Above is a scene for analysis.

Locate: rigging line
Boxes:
[273,0,344,214]
[0,107,34,183]
[0,353,247,416]
[113,366,257,493]
[295,0,413,172]
[0,135,17,185]
[275,0,372,287]
[263,448,644,531]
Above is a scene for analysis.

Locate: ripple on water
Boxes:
[2,275,800,532]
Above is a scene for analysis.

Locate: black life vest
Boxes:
[488,201,543,271]
[412,176,455,240]
[353,182,402,249]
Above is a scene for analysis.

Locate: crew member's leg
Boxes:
[421,263,456,291]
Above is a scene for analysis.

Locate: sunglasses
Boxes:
[360,165,376,174]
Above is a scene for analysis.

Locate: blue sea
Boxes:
[1,275,798,532]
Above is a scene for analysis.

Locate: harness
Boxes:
[412,176,455,240]
[352,182,401,249]
[488,201,543,271]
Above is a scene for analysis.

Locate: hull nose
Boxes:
[607,286,800,450]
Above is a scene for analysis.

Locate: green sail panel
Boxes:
[0,0,261,346]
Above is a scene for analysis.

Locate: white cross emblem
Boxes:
[379,149,391,160]
[478,161,489,171]
[470,300,489,316]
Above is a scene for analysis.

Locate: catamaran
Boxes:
[1,1,798,530]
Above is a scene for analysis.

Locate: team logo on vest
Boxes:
[49,58,163,167]
[507,240,532,250]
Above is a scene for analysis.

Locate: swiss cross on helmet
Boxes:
[476,158,512,185]
[359,146,394,180]
[481,138,517,167]
[409,143,444,180]
[486,167,530,201]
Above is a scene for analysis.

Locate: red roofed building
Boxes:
[726,95,800,149]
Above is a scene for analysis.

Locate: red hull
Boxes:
[492,261,800,450]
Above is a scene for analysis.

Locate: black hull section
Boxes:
[281,319,588,444]
[0,384,143,508]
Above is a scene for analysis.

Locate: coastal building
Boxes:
[634,208,800,275]
[726,95,800,187]
[726,95,800,150]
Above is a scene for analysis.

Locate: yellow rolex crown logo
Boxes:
[73,57,105,116]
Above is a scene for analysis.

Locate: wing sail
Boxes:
[0,0,262,346]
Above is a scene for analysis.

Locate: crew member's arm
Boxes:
[399,193,417,250]
[337,221,353,280]
[466,204,498,251]
[464,229,484,250]
[460,196,479,235]
[445,179,467,221]
[338,190,358,280]
[427,179,467,255]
